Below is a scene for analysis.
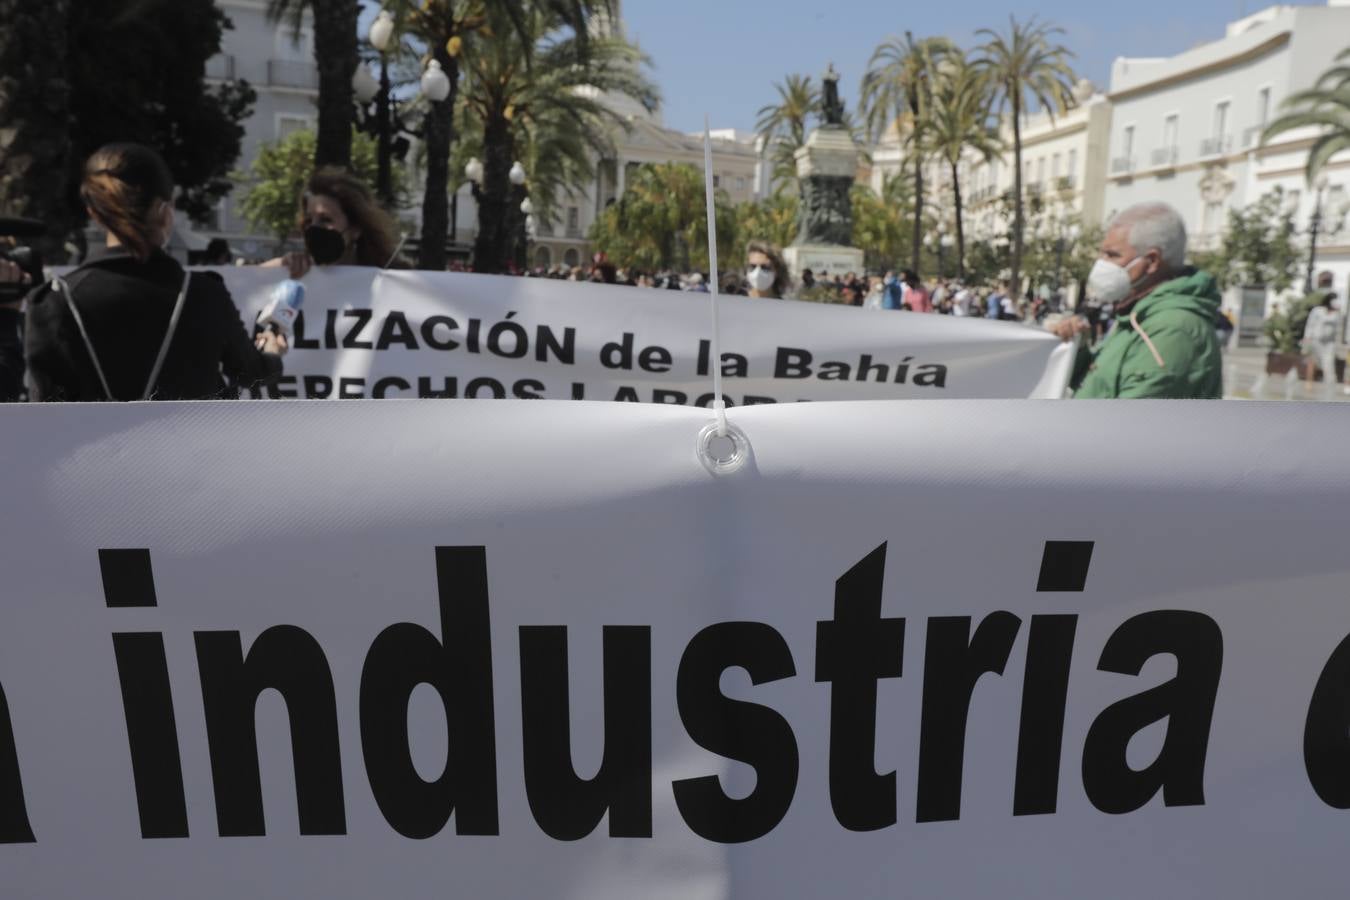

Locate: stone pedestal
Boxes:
[788,125,864,280]
[794,127,860,180]
[783,244,864,281]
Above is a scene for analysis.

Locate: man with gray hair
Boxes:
[1052,202,1223,398]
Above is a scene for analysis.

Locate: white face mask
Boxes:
[1086,255,1151,305]
[746,264,775,293]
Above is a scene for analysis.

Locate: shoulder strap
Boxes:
[142,271,191,400]
[51,274,115,401]
[52,268,192,401]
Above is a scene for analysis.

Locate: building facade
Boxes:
[869,80,1112,284]
[1103,2,1350,312]
[516,117,760,270]
[962,84,1112,244]
[203,0,323,259]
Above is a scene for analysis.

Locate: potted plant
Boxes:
[1262,294,1316,376]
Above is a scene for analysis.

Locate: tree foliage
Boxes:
[974,16,1078,296]
[926,55,1003,278]
[0,0,72,256]
[377,0,619,270]
[1190,188,1304,292]
[237,128,397,243]
[0,0,257,244]
[588,163,735,272]
[732,193,798,263]
[454,4,658,273]
[859,32,955,271]
[67,0,256,224]
[851,178,919,273]
[755,75,820,189]
[1262,47,1350,185]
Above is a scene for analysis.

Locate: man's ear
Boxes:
[1143,248,1163,277]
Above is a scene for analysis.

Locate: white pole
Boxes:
[703,116,727,437]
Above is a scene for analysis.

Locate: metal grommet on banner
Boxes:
[697,421,750,476]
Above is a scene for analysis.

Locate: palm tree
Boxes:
[926,56,1002,279]
[1262,47,1350,184]
[455,5,658,273]
[376,0,616,272]
[860,32,954,273]
[267,0,360,169]
[974,16,1077,299]
[755,75,819,189]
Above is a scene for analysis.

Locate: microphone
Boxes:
[256,279,304,338]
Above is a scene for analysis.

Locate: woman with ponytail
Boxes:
[24,144,286,401]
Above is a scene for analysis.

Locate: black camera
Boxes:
[0,217,46,304]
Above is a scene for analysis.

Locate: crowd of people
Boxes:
[515,252,1075,325]
[8,141,1334,405]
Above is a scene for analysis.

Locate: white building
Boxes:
[869,80,1113,285]
[203,0,324,259]
[962,84,1113,239]
[502,113,760,271]
[1103,1,1350,314]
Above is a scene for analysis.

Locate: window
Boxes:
[566,206,579,233]
[713,174,721,188]
[1285,190,1301,215]
[1051,154,1061,180]
[1163,115,1179,149]
[563,248,580,268]
[1213,101,1229,139]
[1123,125,1135,158]
[1068,148,1078,179]
[1202,200,1223,234]
[274,27,314,62]
[1036,157,1045,184]
[736,176,746,191]
[1258,87,1271,128]
[277,115,313,139]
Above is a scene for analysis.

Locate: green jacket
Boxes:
[1072,268,1224,399]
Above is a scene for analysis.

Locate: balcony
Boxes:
[1110,156,1135,175]
[1242,126,1264,149]
[267,60,320,91]
[1056,175,1076,192]
[1026,181,1043,196]
[1199,135,1232,157]
[537,220,555,237]
[1150,146,1179,169]
[205,54,235,81]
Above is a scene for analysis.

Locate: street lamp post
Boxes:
[366,12,396,208]
[1306,176,1330,293]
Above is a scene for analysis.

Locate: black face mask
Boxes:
[304,225,347,265]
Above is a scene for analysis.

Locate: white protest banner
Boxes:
[218,267,1072,401]
[3,399,1350,898]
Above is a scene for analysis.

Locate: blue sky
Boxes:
[360,0,1262,133]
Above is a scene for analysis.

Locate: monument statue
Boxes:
[821,63,846,129]
[787,63,863,263]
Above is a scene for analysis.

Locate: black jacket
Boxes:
[25,246,282,401]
